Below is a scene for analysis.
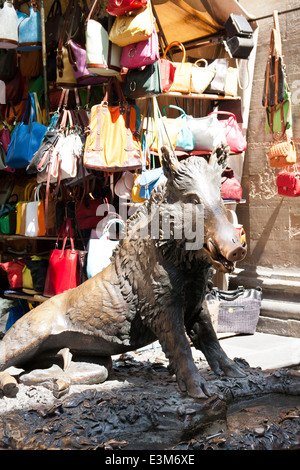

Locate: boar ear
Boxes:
[161,146,180,180]
[209,142,229,169]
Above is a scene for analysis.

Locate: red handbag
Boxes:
[209,111,247,153]
[76,197,109,231]
[43,219,78,297]
[276,169,300,197]
[0,259,26,289]
[221,169,243,200]
[106,0,148,16]
[159,58,176,93]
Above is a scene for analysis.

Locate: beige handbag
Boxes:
[108,1,154,47]
[162,41,193,94]
[190,59,216,94]
[225,66,239,97]
[86,13,122,76]
[56,45,77,87]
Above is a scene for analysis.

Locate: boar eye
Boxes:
[191,195,201,205]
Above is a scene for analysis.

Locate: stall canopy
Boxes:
[152,0,255,45]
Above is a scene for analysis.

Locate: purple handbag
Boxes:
[0,126,15,173]
[120,27,159,69]
[66,39,107,86]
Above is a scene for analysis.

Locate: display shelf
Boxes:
[0,235,58,241]
[4,291,48,303]
[162,92,241,101]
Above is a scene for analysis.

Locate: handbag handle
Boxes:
[162,41,186,64]
[34,183,44,202]
[47,0,62,19]
[208,111,237,121]
[56,218,75,252]
[103,218,125,239]
[162,104,186,119]
[193,58,208,68]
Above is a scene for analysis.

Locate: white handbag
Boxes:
[0,1,18,49]
[25,184,45,237]
[86,0,121,76]
[86,218,125,278]
[190,59,216,94]
[186,114,227,152]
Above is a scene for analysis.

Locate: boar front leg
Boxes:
[186,301,246,378]
[147,305,210,399]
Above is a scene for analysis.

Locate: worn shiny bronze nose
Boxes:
[226,244,247,262]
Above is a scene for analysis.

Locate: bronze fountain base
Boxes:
[0,353,299,450]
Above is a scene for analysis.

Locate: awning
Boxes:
[152,0,256,45]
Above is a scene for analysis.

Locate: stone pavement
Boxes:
[217,332,300,370]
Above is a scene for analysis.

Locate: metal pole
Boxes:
[40,0,49,124]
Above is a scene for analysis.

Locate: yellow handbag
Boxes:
[22,265,34,289]
[131,173,146,203]
[162,41,193,94]
[108,1,154,47]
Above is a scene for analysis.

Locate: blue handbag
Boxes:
[139,166,167,199]
[17,3,42,51]
[6,93,47,169]
[162,105,194,151]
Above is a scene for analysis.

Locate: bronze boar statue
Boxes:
[0,144,247,399]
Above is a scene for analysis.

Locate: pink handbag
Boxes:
[209,111,247,153]
[221,169,243,200]
[120,27,159,69]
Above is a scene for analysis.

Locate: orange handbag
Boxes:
[83,78,142,171]
[269,132,297,168]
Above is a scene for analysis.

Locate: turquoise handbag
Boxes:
[162,105,194,151]
[17,3,42,51]
[6,93,47,169]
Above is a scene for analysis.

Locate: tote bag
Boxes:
[6,93,47,168]
[86,218,125,278]
[83,78,142,171]
[25,183,46,237]
[43,219,78,297]
[186,114,226,152]
[209,111,247,153]
[162,41,193,94]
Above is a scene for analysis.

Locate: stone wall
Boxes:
[230,0,300,336]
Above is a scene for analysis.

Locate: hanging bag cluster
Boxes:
[263,11,296,169]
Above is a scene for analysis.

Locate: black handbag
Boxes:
[224,14,253,38]
[206,286,262,334]
[0,49,17,82]
[224,14,254,59]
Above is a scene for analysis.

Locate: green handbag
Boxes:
[123,60,162,99]
[0,194,18,235]
[265,83,292,134]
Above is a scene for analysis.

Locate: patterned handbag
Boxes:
[269,132,297,168]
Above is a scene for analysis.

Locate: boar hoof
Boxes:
[178,373,210,399]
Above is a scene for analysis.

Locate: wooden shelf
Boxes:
[4,291,48,303]
[161,92,241,101]
[0,235,57,241]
